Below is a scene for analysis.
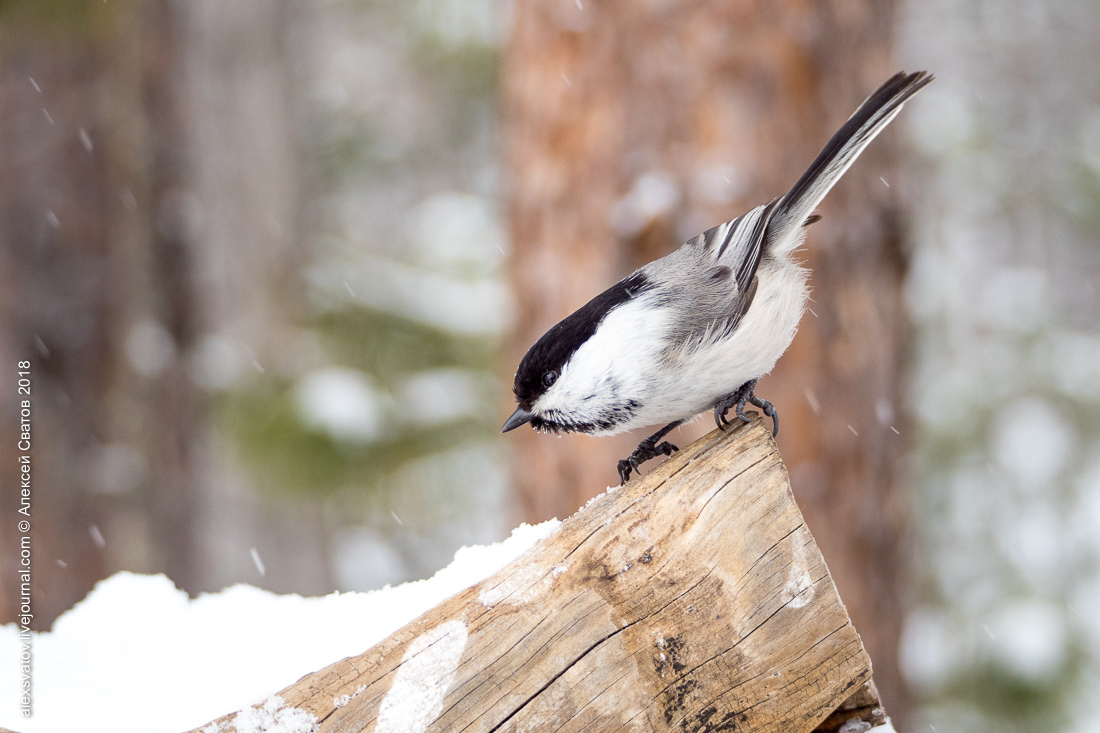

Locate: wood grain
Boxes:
[189,419,878,733]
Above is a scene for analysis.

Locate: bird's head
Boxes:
[502,271,652,435]
[502,319,588,434]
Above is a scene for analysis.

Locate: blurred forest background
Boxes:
[0,0,1099,731]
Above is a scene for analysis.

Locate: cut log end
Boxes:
[190,418,884,733]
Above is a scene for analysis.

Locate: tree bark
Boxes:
[188,420,889,733]
[0,5,128,628]
[502,0,909,716]
[175,0,334,597]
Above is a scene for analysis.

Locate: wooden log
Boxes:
[812,681,888,732]
[191,419,883,732]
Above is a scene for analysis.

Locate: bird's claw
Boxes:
[749,394,779,437]
[616,457,639,485]
[713,379,779,437]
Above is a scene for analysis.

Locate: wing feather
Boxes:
[664,200,777,355]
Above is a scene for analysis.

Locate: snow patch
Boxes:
[375,620,468,733]
[987,598,1068,681]
[578,484,620,513]
[227,696,317,733]
[478,563,541,608]
[293,367,384,443]
[333,685,366,709]
[476,522,562,608]
[780,533,815,609]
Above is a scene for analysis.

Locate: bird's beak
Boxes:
[501,407,534,433]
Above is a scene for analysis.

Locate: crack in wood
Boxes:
[481,617,644,733]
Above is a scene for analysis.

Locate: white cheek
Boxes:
[531,368,581,416]
[534,299,669,417]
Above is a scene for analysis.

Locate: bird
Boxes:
[502,71,933,484]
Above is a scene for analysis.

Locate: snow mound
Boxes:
[0,520,559,733]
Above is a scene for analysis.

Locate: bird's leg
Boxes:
[713,379,779,437]
[617,420,682,484]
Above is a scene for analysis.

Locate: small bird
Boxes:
[502,71,932,484]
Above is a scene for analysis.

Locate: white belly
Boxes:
[609,257,808,433]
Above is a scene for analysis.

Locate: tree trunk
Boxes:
[0,4,132,628]
[502,0,909,716]
[0,0,313,626]
[0,0,210,625]
[175,0,334,597]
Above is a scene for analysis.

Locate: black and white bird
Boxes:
[502,71,932,484]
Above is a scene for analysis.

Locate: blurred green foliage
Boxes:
[933,655,1083,733]
[317,307,497,385]
[0,0,117,37]
[1068,161,1100,236]
[220,306,499,497]
[220,382,495,498]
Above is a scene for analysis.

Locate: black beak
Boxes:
[501,407,534,433]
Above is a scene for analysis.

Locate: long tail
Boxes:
[765,70,933,255]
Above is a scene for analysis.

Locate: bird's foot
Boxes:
[617,421,682,484]
[713,379,779,437]
[617,439,678,485]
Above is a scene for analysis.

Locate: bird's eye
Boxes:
[542,370,558,388]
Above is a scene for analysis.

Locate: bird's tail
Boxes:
[765,70,933,255]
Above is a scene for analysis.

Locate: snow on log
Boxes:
[190,419,887,733]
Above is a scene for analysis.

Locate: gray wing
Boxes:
[655,200,777,354]
[687,199,778,293]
